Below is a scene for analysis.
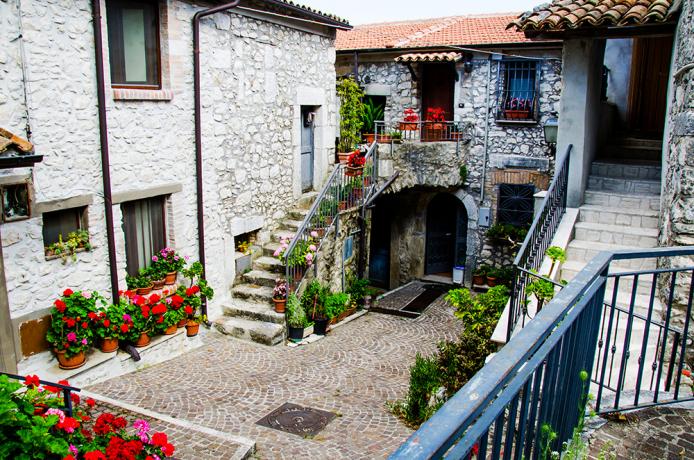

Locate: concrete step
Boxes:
[287,208,309,221]
[604,290,664,318]
[561,261,657,296]
[296,192,319,210]
[271,230,296,244]
[566,240,658,270]
[214,317,285,346]
[222,300,284,324]
[254,256,284,273]
[578,205,659,229]
[280,219,305,232]
[613,137,662,150]
[587,176,661,195]
[242,269,278,288]
[263,242,282,258]
[231,283,274,303]
[583,190,660,211]
[573,222,659,247]
[591,162,661,181]
[601,145,661,161]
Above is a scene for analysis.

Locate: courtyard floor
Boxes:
[86,292,462,459]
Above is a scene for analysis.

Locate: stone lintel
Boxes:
[488,154,550,171]
[112,183,182,204]
[35,194,94,215]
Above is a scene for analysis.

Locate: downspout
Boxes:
[91,0,120,303]
[193,0,241,320]
[479,57,492,204]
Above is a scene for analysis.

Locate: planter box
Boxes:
[503,109,532,120]
[399,122,418,131]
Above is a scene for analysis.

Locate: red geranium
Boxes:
[63,289,74,296]
[104,319,111,327]
[56,416,80,433]
[54,299,67,313]
[86,398,96,408]
[148,293,161,304]
[84,452,106,460]
[151,432,168,447]
[346,151,366,168]
[184,305,193,316]
[66,318,76,328]
[120,323,129,333]
[170,295,184,308]
[151,304,167,315]
[24,375,40,388]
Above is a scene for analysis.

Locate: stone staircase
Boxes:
[214,192,317,345]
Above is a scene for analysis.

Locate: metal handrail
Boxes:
[374,120,473,145]
[507,144,572,341]
[283,142,379,292]
[390,246,694,460]
[1,371,81,416]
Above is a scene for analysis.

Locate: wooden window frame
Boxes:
[122,196,167,276]
[106,0,162,89]
[1,183,31,223]
[42,206,88,249]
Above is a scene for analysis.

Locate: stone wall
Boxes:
[0,0,338,362]
[314,208,365,293]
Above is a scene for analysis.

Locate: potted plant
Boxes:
[46,289,100,369]
[325,292,349,324]
[345,150,366,177]
[486,267,501,287]
[179,261,214,337]
[361,97,384,144]
[123,293,155,347]
[472,265,488,286]
[301,280,329,335]
[153,247,187,285]
[503,97,533,120]
[150,264,167,290]
[44,229,92,263]
[272,278,288,313]
[346,275,370,308]
[235,240,253,275]
[423,107,446,140]
[336,77,365,163]
[286,293,308,342]
[148,293,183,336]
[399,108,419,131]
[126,270,153,295]
[92,298,129,353]
[390,130,403,143]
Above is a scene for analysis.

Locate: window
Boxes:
[43,207,87,247]
[496,60,538,121]
[1,183,30,222]
[106,0,161,88]
[497,184,535,227]
[122,196,166,276]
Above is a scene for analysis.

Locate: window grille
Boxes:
[496,60,539,121]
[497,184,535,227]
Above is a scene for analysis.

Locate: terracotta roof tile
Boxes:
[336,14,539,51]
[394,52,462,63]
[509,0,679,31]
[0,128,33,154]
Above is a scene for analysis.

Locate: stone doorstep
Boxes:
[81,390,256,460]
[17,327,206,388]
[286,310,368,348]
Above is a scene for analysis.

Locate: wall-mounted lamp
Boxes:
[463,55,473,73]
[543,117,558,144]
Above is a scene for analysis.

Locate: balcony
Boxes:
[374,120,473,144]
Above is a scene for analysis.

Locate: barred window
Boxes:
[496,60,539,122]
[497,184,535,227]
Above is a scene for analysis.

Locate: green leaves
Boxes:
[337,77,365,152]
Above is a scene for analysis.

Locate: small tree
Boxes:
[336,77,364,152]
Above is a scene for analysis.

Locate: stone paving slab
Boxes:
[373,280,429,312]
[87,296,462,459]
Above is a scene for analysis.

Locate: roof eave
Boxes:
[335,40,563,54]
[257,0,351,29]
[521,20,678,40]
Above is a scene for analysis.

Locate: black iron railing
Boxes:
[390,247,694,460]
[0,371,81,416]
[374,120,473,145]
[507,144,572,341]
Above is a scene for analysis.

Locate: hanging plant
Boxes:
[337,77,365,153]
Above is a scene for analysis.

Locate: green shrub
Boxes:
[402,354,441,426]
[346,275,370,308]
[301,280,329,320]
[324,292,349,319]
[337,77,364,152]
[286,294,309,328]
[445,289,474,312]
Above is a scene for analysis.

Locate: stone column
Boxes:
[556,38,606,208]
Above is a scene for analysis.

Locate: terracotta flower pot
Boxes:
[376,134,392,143]
[363,133,375,144]
[100,337,119,353]
[137,285,153,295]
[273,298,286,313]
[399,122,418,131]
[337,152,351,164]
[177,318,188,328]
[134,332,151,348]
[152,279,166,290]
[164,324,177,335]
[345,166,364,177]
[165,271,177,285]
[186,321,200,337]
[56,350,86,370]
[345,306,357,318]
[486,276,498,287]
[472,274,485,286]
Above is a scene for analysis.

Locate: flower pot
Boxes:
[313,318,328,335]
[399,122,418,131]
[177,318,188,328]
[345,306,357,318]
[423,126,444,141]
[134,332,151,348]
[56,350,86,370]
[376,134,392,143]
[338,201,349,211]
[337,310,348,323]
[186,321,200,337]
[345,166,364,177]
[137,285,153,295]
[329,316,338,325]
[486,276,498,287]
[152,279,166,290]
[164,324,177,335]
[337,152,351,164]
[503,109,531,120]
[165,271,177,285]
[288,326,304,342]
[472,274,485,286]
[100,337,119,353]
[315,228,326,238]
[273,298,286,313]
[363,133,375,144]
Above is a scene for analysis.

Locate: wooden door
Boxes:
[627,36,674,137]
[425,194,457,275]
[421,63,455,120]
[368,198,392,288]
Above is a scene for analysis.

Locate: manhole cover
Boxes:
[256,403,336,437]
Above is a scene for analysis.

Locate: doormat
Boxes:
[256,403,336,437]
[400,284,447,314]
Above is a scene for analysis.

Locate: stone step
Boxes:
[263,242,282,258]
[254,256,284,273]
[578,205,659,229]
[573,222,659,247]
[566,240,658,270]
[561,261,656,296]
[231,283,274,303]
[296,192,319,210]
[242,269,278,288]
[601,145,661,161]
[287,208,309,221]
[222,300,284,324]
[271,230,296,244]
[214,317,285,346]
[587,176,661,195]
[583,190,660,211]
[280,219,305,232]
[612,137,662,150]
[591,162,661,181]
[604,289,664,318]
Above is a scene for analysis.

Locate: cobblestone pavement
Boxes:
[87,296,463,459]
[587,406,694,459]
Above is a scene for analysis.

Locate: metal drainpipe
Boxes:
[91,0,120,303]
[480,57,492,204]
[193,1,241,320]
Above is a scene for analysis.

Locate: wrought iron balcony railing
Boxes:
[374,120,473,144]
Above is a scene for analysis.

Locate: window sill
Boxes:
[112,88,173,101]
[45,247,91,262]
[495,119,539,127]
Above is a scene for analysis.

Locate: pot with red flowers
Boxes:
[345,150,366,177]
[178,261,214,337]
[121,292,156,347]
[46,289,101,369]
[91,298,132,353]
[148,293,186,336]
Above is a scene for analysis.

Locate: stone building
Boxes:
[0,0,349,374]
[335,15,563,287]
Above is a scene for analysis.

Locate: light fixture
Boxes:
[543,117,558,144]
[463,55,473,74]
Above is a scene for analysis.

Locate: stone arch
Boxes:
[452,189,480,286]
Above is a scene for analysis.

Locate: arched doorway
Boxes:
[425,194,467,275]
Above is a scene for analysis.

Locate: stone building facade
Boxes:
[0,0,347,370]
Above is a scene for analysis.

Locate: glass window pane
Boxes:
[122,8,148,83]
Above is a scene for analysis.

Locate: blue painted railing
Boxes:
[390,246,694,459]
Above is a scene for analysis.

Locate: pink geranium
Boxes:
[66,332,77,342]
